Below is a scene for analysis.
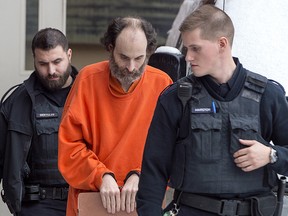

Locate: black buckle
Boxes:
[39,188,46,199]
[219,200,240,216]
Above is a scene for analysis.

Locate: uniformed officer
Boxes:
[0,28,78,216]
[136,5,288,216]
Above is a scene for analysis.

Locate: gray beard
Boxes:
[109,54,147,90]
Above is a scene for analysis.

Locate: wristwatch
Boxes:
[269,147,278,164]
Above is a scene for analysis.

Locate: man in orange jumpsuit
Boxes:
[58,16,173,216]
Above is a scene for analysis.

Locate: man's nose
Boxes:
[185,51,194,62]
[126,60,136,72]
[48,64,56,75]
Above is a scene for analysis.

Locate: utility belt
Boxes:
[173,190,277,216]
[23,185,69,201]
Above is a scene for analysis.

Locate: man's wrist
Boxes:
[124,171,140,183]
[269,147,278,164]
[103,172,116,180]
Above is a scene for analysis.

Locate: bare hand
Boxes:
[100,174,121,214]
[233,139,271,172]
[121,174,139,213]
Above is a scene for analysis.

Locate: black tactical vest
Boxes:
[170,71,274,194]
[25,92,67,186]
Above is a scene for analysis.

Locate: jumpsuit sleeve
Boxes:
[58,75,112,191]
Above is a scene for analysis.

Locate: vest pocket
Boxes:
[230,114,259,153]
[190,115,222,161]
[35,114,60,135]
[34,101,62,135]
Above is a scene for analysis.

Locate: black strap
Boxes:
[0,83,21,109]
[23,186,68,201]
[39,187,69,200]
[177,81,192,139]
[174,191,251,216]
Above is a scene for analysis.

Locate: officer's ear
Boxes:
[218,37,229,52]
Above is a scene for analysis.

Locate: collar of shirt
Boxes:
[206,71,237,98]
[109,73,140,94]
[201,58,245,100]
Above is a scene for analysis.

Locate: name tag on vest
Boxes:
[192,107,213,114]
[36,113,58,119]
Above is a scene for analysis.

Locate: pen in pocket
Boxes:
[211,101,216,113]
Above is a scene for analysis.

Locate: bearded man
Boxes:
[57,16,173,216]
[0,28,78,216]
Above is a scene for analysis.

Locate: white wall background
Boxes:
[216,0,288,94]
[0,1,26,98]
[0,1,24,214]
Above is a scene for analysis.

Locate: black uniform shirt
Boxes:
[136,58,288,215]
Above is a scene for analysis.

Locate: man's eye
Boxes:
[191,47,200,52]
[121,56,129,60]
[54,60,61,64]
